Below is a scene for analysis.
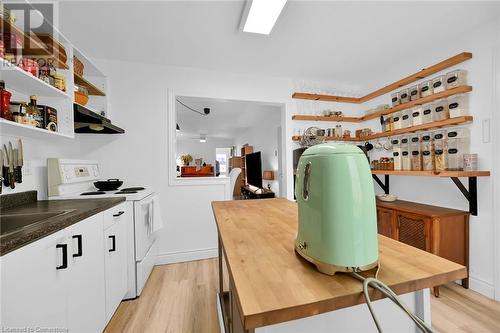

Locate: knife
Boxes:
[0,153,3,194]
[3,145,9,187]
[8,142,15,189]
[15,139,23,183]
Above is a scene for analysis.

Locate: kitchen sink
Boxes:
[0,211,72,236]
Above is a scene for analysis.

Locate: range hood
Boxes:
[74,104,125,134]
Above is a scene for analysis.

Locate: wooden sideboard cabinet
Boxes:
[376,199,469,297]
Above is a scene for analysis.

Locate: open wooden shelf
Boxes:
[74,73,106,96]
[1,18,68,69]
[291,115,363,122]
[362,85,472,121]
[365,116,473,140]
[292,52,472,103]
[372,170,490,177]
[292,116,473,142]
[292,86,472,123]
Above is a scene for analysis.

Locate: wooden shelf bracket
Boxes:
[373,173,479,215]
[451,177,477,216]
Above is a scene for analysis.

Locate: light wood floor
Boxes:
[105,259,500,333]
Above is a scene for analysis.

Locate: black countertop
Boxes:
[0,192,125,256]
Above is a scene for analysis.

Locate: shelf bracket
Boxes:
[372,175,390,194]
[451,177,477,216]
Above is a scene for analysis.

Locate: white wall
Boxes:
[2,10,497,299]
[176,137,234,168]
[234,107,282,195]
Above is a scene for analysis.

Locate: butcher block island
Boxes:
[212,198,467,333]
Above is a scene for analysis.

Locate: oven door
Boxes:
[133,195,156,262]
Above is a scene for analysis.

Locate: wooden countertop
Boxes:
[212,198,467,330]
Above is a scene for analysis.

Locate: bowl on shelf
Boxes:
[377,194,397,202]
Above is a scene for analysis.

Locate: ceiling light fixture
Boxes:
[176,123,180,132]
[200,135,207,143]
[241,0,288,35]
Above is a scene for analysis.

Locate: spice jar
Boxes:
[409,85,420,101]
[421,133,435,171]
[391,91,400,107]
[420,80,433,97]
[421,103,433,124]
[432,75,446,93]
[400,88,410,104]
[54,74,66,91]
[445,69,467,89]
[448,94,469,118]
[432,99,449,122]
[411,106,423,126]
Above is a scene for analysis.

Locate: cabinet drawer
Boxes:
[103,202,127,230]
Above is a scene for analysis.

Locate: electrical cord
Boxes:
[176,99,208,116]
[349,270,434,333]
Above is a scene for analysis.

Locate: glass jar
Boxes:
[448,94,469,118]
[391,91,400,107]
[410,134,422,171]
[409,85,420,101]
[421,133,434,171]
[445,69,467,89]
[421,103,433,124]
[432,99,449,122]
[401,136,411,171]
[400,88,410,104]
[432,75,446,93]
[420,80,433,97]
[392,111,402,130]
[54,74,66,91]
[401,109,411,128]
[434,131,447,171]
[0,80,13,121]
[411,106,423,126]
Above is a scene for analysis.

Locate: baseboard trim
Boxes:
[469,275,495,299]
[155,247,218,265]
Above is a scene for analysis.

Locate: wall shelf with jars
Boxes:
[0,2,111,139]
[290,52,490,215]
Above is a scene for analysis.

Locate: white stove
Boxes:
[47,159,159,299]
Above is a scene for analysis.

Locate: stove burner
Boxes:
[120,187,145,191]
[81,191,106,196]
[116,190,138,194]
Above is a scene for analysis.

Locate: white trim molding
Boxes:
[155,247,218,266]
[493,34,500,301]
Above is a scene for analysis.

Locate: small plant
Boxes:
[180,154,193,166]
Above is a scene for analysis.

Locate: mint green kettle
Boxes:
[295,143,379,275]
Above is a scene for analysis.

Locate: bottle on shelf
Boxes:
[26,95,44,128]
[0,80,13,121]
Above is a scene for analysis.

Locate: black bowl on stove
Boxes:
[93,179,123,191]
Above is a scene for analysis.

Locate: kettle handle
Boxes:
[303,162,312,201]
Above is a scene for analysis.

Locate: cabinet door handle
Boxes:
[72,234,83,257]
[109,235,116,252]
[56,244,68,270]
[113,211,125,217]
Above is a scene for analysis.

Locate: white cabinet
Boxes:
[0,205,129,331]
[1,229,69,328]
[67,214,106,332]
[103,203,128,322]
